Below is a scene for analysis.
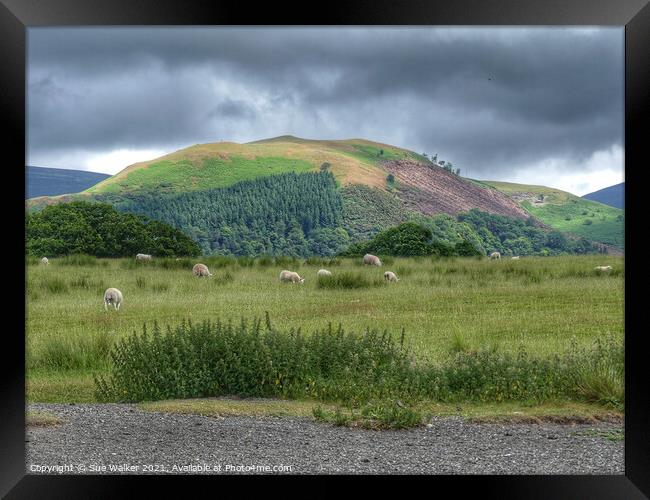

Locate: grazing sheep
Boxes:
[363,254,382,266]
[511,256,520,260]
[136,253,153,261]
[594,265,613,272]
[193,263,213,277]
[40,257,49,265]
[384,271,399,282]
[280,270,305,284]
[489,251,501,260]
[103,287,123,311]
[317,269,332,278]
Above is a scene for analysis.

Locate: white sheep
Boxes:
[280,270,305,284]
[363,254,382,266]
[136,253,152,261]
[103,287,123,311]
[511,256,520,260]
[489,251,501,260]
[193,263,213,277]
[384,271,399,282]
[317,269,332,278]
[40,257,49,265]
[594,266,613,272]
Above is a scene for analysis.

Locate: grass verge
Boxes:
[138,397,621,429]
[26,410,64,427]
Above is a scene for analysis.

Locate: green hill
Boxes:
[482,181,624,249]
[83,136,429,196]
[25,136,620,256]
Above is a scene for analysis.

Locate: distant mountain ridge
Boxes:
[582,183,624,209]
[26,166,109,199]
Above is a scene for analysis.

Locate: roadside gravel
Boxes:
[26,403,624,475]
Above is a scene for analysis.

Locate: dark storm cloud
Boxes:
[28,27,623,183]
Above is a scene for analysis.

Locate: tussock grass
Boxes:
[57,254,99,267]
[30,330,115,371]
[40,276,69,295]
[313,401,422,429]
[151,282,170,293]
[303,256,341,267]
[316,271,386,289]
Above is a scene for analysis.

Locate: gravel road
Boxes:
[26,403,624,475]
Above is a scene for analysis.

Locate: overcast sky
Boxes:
[27,27,624,196]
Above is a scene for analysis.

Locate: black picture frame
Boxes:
[3,0,647,496]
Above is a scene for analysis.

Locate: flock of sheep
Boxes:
[35,252,615,312]
[278,254,399,285]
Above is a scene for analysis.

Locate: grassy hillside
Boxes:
[84,136,430,196]
[484,181,624,249]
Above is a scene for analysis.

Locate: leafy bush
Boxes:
[95,316,624,418]
[362,222,434,256]
[26,202,201,258]
[95,315,412,403]
[454,240,482,257]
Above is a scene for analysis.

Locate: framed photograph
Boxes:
[3,0,647,496]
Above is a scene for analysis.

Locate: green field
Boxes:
[26,255,623,404]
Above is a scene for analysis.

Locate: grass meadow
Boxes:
[26,254,624,418]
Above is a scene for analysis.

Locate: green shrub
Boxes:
[365,222,434,257]
[26,202,201,258]
[94,316,624,423]
[95,316,412,403]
